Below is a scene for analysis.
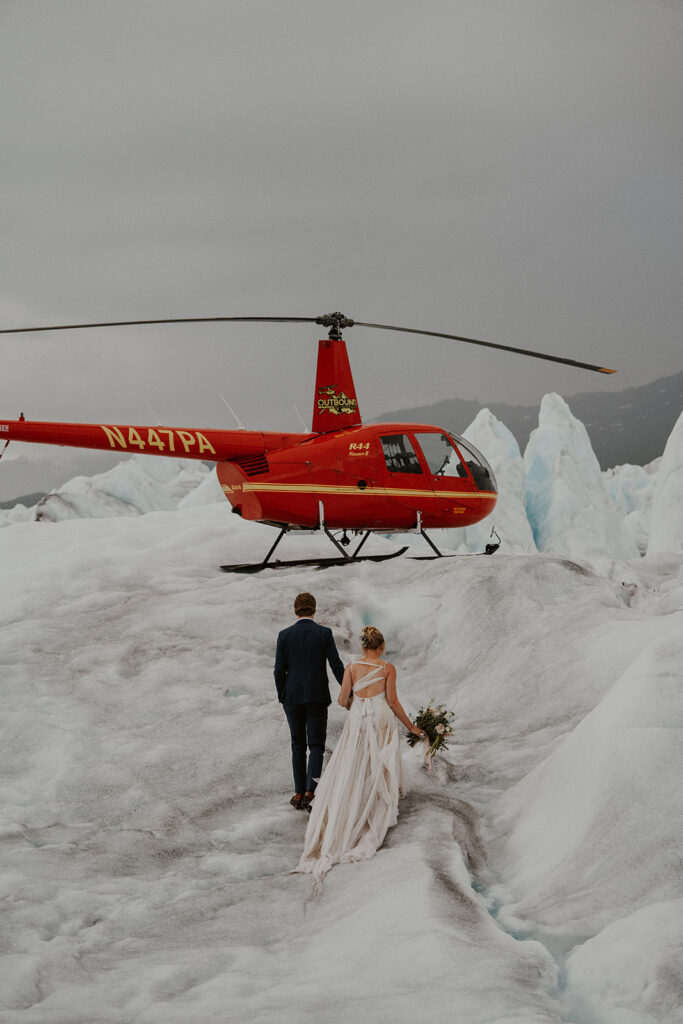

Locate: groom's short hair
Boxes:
[294,592,316,617]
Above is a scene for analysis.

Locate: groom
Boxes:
[274,592,345,811]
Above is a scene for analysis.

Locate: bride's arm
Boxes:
[338,665,353,709]
[385,665,425,738]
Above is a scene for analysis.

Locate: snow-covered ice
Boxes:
[485,632,683,943]
[524,394,640,562]
[1,489,682,1023]
[446,408,537,555]
[564,899,683,1024]
[648,410,683,555]
[604,458,660,556]
[604,458,660,521]
[34,455,211,522]
[0,455,217,528]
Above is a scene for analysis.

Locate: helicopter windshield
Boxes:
[448,434,497,492]
[414,432,469,479]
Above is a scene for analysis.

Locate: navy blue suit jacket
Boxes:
[274,618,345,705]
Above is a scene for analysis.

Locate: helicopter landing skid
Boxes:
[220,526,408,574]
[409,526,501,559]
[409,546,500,560]
[220,547,409,574]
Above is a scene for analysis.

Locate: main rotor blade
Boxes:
[0,316,318,335]
[353,320,617,374]
[0,312,617,374]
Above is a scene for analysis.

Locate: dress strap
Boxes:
[352,662,386,693]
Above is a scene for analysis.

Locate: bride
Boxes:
[295,625,426,883]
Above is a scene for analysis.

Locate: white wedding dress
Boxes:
[295,659,404,884]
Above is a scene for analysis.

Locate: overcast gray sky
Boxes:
[1,0,682,438]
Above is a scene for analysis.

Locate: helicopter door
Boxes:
[375,433,426,526]
[378,432,427,519]
[413,431,480,514]
[379,433,423,475]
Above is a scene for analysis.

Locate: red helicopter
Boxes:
[0,312,616,570]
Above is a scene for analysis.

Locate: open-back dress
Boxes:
[295,659,404,883]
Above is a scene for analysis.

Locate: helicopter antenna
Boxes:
[144,399,163,424]
[293,405,308,431]
[0,312,617,374]
[219,393,246,430]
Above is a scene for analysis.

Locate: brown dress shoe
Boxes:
[290,794,304,809]
[302,790,315,813]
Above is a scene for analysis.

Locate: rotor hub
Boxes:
[315,312,355,340]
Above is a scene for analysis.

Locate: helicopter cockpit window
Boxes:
[380,434,423,474]
[448,434,497,492]
[414,432,468,479]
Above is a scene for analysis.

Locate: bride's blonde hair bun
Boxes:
[360,625,384,650]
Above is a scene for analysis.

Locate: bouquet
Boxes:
[406,700,455,762]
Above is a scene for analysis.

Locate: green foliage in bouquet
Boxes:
[406,700,455,758]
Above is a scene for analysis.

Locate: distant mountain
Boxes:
[377,370,683,469]
[0,491,44,510]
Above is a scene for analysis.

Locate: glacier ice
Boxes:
[648,409,683,555]
[486,634,683,944]
[604,457,660,556]
[0,503,681,1022]
[524,393,640,562]
[446,408,537,554]
[0,454,211,526]
[564,899,683,1024]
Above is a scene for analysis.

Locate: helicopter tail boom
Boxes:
[0,418,310,462]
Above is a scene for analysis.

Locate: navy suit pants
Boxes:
[283,702,328,794]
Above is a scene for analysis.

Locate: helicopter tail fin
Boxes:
[312,337,362,432]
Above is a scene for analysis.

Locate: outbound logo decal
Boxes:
[317,386,358,416]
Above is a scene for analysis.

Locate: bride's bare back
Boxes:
[339,657,418,735]
[349,658,390,699]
